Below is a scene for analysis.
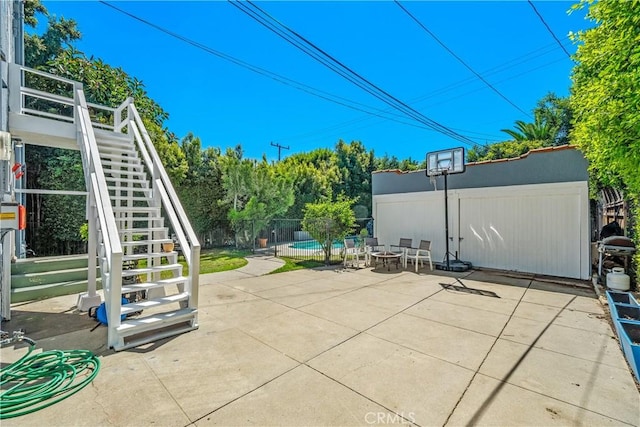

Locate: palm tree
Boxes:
[500,117,553,143]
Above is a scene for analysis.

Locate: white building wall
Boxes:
[373,181,590,280]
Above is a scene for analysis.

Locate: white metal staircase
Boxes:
[7,63,200,350]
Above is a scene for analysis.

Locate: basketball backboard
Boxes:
[426,147,465,176]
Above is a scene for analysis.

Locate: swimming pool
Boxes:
[289,240,344,250]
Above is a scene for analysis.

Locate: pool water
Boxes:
[289,240,344,250]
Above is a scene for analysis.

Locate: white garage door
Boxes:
[374,182,590,279]
[458,183,589,279]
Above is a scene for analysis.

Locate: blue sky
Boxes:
[40,1,589,162]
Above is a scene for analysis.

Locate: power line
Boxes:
[99,1,490,148]
[527,0,572,60]
[394,0,532,119]
[229,1,479,147]
[100,1,567,149]
[97,1,422,128]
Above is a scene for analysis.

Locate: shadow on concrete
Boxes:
[464,295,577,426]
[440,278,501,298]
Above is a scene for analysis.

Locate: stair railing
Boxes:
[113,98,200,309]
[75,86,123,345]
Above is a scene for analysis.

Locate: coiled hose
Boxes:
[0,338,100,419]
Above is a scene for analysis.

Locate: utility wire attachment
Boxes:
[270,141,290,161]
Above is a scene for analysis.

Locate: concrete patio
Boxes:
[2,257,639,426]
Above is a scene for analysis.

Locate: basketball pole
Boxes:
[443,169,450,271]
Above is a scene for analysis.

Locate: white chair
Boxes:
[406,240,433,272]
[364,237,386,266]
[343,238,365,268]
[390,238,413,268]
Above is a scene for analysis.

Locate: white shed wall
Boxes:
[373,181,590,279]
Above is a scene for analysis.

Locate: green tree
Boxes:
[466,140,547,163]
[334,140,375,218]
[221,146,251,212]
[26,147,86,255]
[467,92,573,163]
[223,153,294,246]
[500,117,553,143]
[301,195,357,264]
[177,133,225,236]
[534,92,573,146]
[277,148,340,218]
[22,1,188,255]
[570,0,640,277]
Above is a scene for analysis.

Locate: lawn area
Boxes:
[269,257,325,274]
[137,248,250,280]
[179,248,250,275]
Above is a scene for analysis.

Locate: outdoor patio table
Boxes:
[371,251,402,271]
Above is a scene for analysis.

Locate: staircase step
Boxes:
[105,176,149,185]
[94,129,132,142]
[119,227,168,236]
[101,159,142,168]
[116,323,198,351]
[99,146,137,156]
[120,292,190,315]
[11,278,102,304]
[113,217,164,226]
[11,266,97,289]
[97,135,133,145]
[120,262,181,277]
[108,187,152,197]
[116,308,198,342]
[123,251,177,262]
[99,142,135,152]
[11,254,90,275]
[110,196,151,203]
[112,206,160,213]
[104,170,147,179]
[121,276,187,294]
[114,216,163,223]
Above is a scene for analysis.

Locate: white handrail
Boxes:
[87,102,116,112]
[21,87,76,106]
[19,64,78,85]
[127,103,200,305]
[156,180,191,264]
[21,108,74,122]
[76,90,122,256]
[90,173,113,270]
[129,104,200,252]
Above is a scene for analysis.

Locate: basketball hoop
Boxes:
[426,147,465,177]
[425,147,466,271]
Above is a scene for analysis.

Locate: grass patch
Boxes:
[269,257,326,274]
[136,248,250,280]
[185,249,250,275]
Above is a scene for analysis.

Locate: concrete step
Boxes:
[10,278,102,303]
[11,266,99,289]
[10,254,90,275]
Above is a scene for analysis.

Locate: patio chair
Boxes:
[343,238,365,268]
[364,237,386,266]
[406,239,433,272]
[390,238,413,268]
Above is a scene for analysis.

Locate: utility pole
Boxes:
[270,142,289,161]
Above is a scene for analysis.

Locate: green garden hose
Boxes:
[0,339,100,419]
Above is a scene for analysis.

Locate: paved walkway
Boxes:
[2,264,639,426]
